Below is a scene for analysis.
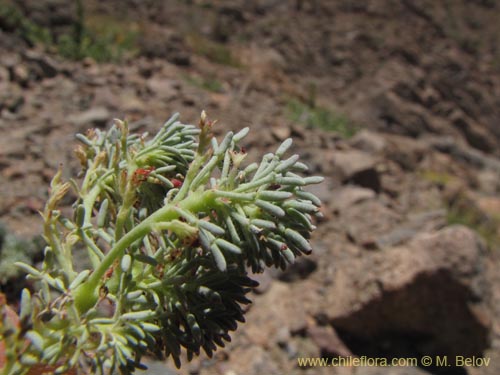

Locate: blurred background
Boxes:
[0,0,500,374]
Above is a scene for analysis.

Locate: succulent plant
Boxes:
[0,112,323,374]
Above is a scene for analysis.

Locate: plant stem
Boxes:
[114,175,136,241]
[73,189,215,313]
[173,153,207,203]
[82,171,113,225]
[45,216,76,279]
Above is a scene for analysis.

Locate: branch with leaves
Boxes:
[0,112,323,374]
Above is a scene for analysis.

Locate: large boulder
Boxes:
[320,226,491,360]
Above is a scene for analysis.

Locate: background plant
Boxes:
[0,0,51,46]
[287,98,356,138]
[0,112,323,374]
[57,1,139,63]
[0,0,138,63]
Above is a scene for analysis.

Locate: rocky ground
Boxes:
[1,1,500,374]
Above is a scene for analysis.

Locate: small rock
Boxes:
[2,164,26,179]
[11,64,30,86]
[475,196,500,220]
[1,109,21,120]
[244,282,309,347]
[331,186,376,212]
[0,55,17,70]
[93,87,120,110]
[69,107,110,129]
[407,209,448,231]
[290,124,306,139]
[277,257,317,282]
[0,87,24,113]
[375,210,447,248]
[271,125,291,141]
[385,134,426,170]
[23,50,59,79]
[430,135,500,172]
[146,78,178,101]
[121,94,145,114]
[82,57,96,68]
[208,92,230,109]
[333,149,381,192]
[478,170,500,194]
[137,61,155,78]
[139,28,191,66]
[375,227,418,248]
[341,199,402,246]
[349,130,386,154]
[450,109,495,153]
[182,96,196,107]
[418,85,440,107]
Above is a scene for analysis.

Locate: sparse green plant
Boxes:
[0,0,138,63]
[0,0,51,46]
[186,33,241,67]
[419,170,456,187]
[287,98,356,137]
[446,194,500,249]
[183,74,224,93]
[56,5,139,63]
[0,112,323,374]
[419,170,500,248]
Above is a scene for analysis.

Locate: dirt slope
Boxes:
[1,1,500,374]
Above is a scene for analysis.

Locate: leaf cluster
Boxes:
[0,113,323,374]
